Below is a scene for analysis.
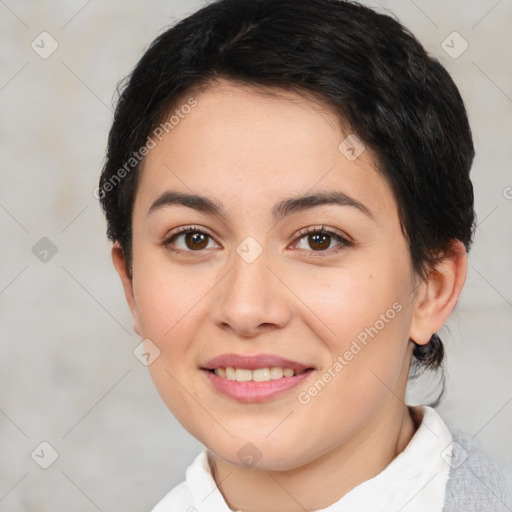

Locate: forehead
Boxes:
[135,80,397,223]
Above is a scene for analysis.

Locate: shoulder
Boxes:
[149,451,207,511]
[442,427,512,512]
[149,450,223,512]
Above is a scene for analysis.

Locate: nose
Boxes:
[210,249,293,338]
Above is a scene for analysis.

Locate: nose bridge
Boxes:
[211,239,292,334]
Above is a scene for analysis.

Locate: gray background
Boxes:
[1,1,511,510]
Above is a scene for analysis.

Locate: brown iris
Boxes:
[185,232,209,250]
[308,233,331,251]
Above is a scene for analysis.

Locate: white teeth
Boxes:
[235,368,252,382]
[253,368,270,382]
[269,367,283,379]
[213,366,302,381]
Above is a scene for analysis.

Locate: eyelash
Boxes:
[161,225,352,257]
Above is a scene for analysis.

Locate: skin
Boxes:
[112,79,467,512]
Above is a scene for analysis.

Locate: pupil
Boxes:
[186,232,208,250]
[310,233,330,250]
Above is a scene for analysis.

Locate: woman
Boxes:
[98,0,511,510]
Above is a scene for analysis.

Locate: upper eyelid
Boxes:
[294,225,352,242]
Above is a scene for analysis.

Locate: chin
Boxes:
[207,436,314,472]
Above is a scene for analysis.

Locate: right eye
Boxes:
[162,225,220,254]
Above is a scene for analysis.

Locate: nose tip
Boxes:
[211,255,293,337]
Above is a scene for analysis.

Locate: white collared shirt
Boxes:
[151,406,453,512]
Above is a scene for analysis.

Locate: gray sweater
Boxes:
[443,428,511,511]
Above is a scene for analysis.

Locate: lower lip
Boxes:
[201,369,314,403]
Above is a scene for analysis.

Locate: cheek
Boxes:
[289,257,408,343]
[131,262,211,420]
[291,254,414,397]
[131,251,212,341]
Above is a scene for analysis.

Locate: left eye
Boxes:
[293,227,350,253]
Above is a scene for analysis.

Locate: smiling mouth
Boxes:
[201,364,315,402]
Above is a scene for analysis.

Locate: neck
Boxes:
[208,401,421,512]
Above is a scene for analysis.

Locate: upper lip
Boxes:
[201,353,313,371]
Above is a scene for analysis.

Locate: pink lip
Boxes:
[201,353,312,371]
[200,353,315,403]
[202,368,314,403]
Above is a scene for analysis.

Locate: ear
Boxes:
[409,240,468,345]
[111,243,142,336]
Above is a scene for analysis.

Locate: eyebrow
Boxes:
[147,189,373,222]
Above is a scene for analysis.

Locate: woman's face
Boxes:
[120,80,423,470]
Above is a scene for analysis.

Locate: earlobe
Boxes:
[409,240,468,345]
[111,243,142,336]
